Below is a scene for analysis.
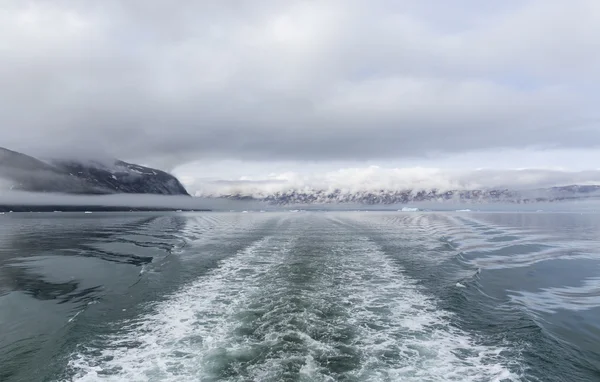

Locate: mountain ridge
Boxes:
[0,147,189,196]
[201,185,600,205]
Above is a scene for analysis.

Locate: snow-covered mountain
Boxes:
[0,147,189,196]
[199,185,600,205]
[181,165,600,205]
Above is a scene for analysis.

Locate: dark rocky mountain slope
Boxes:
[0,147,189,196]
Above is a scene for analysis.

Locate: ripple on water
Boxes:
[64,218,523,382]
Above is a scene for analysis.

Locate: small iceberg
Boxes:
[400,207,419,212]
[84,211,93,214]
[456,209,471,212]
[456,282,466,288]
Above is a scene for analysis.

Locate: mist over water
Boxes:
[3,190,600,213]
[1,211,600,381]
[0,191,260,211]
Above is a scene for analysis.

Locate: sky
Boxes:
[2,0,600,195]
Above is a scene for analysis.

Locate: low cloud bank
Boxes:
[0,191,259,211]
[182,167,600,198]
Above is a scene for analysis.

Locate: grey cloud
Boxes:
[1,0,599,169]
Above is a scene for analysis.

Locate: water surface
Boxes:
[1,211,599,381]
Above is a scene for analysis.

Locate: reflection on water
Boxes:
[0,213,187,382]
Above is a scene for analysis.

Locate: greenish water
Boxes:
[1,211,600,381]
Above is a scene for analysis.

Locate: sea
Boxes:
[1,210,600,381]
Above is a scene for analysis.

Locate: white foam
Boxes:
[67,235,294,381]
[328,236,521,381]
[68,309,84,323]
[65,214,522,382]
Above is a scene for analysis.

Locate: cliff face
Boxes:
[0,147,189,196]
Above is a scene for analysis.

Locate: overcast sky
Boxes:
[2,0,600,193]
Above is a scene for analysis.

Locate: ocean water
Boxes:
[1,211,600,381]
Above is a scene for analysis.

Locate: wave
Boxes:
[65,216,522,381]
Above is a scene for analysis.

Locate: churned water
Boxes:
[1,211,599,381]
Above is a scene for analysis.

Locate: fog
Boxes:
[2,190,600,214]
[182,167,600,198]
[0,191,261,211]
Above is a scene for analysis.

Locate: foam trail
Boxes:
[64,214,523,382]
[66,235,294,381]
[325,235,521,381]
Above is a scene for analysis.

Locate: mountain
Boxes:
[0,147,189,196]
[209,186,600,205]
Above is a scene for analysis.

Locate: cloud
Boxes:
[1,0,599,169]
[180,166,600,198]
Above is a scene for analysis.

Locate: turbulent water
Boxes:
[1,211,600,381]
